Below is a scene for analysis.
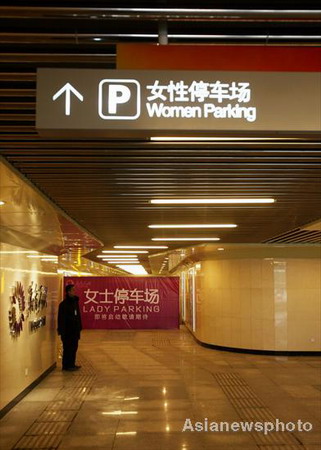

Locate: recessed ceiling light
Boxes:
[217,248,225,251]
[93,37,102,41]
[102,250,149,254]
[0,200,6,206]
[150,198,275,204]
[148,224,237,228]
[152,238,220,241]
[114,245,169,249]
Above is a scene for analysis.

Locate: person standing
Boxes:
[57,284,82,371]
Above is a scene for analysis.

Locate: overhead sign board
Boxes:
[36,69,321,136]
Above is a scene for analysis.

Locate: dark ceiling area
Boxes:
[0,3,321,263]
[1,3,321,55]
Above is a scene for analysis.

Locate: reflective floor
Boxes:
[1,327,320,449]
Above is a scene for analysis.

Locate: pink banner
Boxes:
[64,277,179,329]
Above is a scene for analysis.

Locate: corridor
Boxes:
[1,327,320,450]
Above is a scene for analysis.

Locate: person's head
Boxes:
[65,284,75,297]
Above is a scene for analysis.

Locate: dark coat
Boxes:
[57,295,82,340]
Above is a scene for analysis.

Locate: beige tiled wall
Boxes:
[181,257,321,352]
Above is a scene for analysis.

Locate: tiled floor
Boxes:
[1,326,320,449]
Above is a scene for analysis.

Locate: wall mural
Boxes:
[8,281,48,337]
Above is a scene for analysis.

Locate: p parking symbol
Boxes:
[98,79,141,120]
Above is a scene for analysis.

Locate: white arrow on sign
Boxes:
[52,83,84,116]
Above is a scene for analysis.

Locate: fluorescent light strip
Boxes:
[102,250,148,254]
[116,265,148,275]
[148,224,237,228]
[97,255,139,258]
[105,263,140,266]
[150,136,296,142]
[102,258,139,261]
[152,238,220,241]
[27,254,58,258]
[104,262,140,264]
[150,198,275,204]
[103,259,139,262]
[103,259,140,264]
[103,256,139,259]
[103,262,140,264]
[102,259,140,264]
[106,261,140,264]
[101,255,139,261]
[41,257,59,260]
[116,432,137,436]
[102,261,140,263]
[100,255,139,259]
[114,245,169,249]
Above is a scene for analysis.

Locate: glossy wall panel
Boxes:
[0,242,61,410]
[0,159,64,411]
[0,159,123,413]
[0,161,64,254]
[180,254,321,352]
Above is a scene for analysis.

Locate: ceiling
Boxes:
[0,2,320,274]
